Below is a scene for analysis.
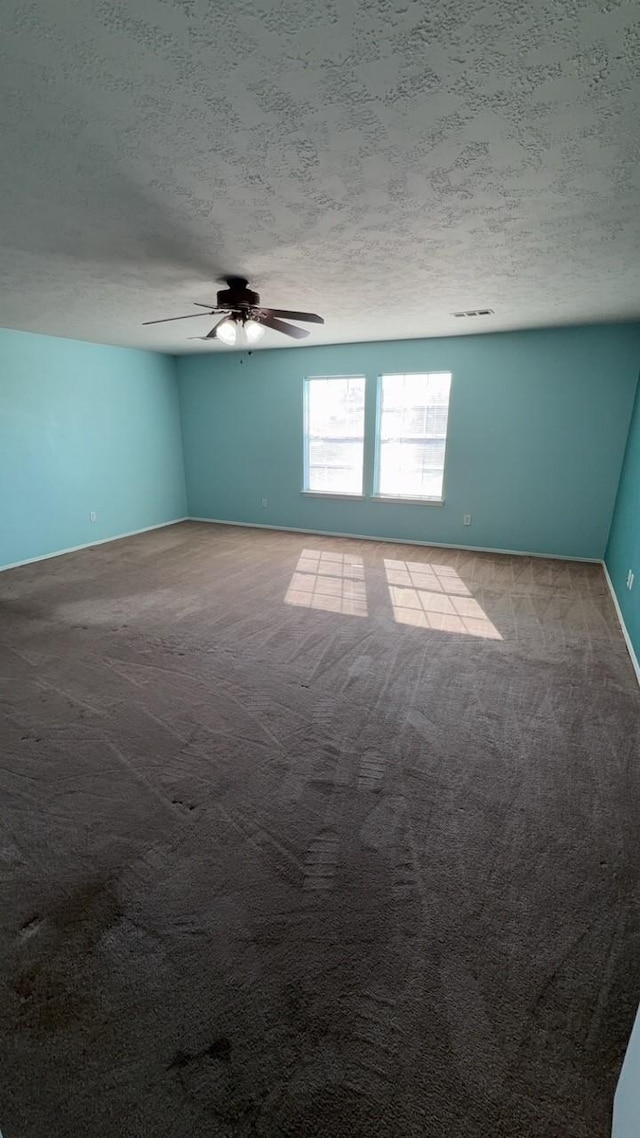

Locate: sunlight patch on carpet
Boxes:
[384,559,502,639]
[285,550,367,616]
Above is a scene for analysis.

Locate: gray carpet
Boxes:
[1,521,639,1137]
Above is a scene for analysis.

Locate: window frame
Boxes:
[372,371,452,505]
[302,374,367,499]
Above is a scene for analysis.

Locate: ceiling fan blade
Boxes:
[258,308,324,324]
[142,311,213,325]
[258,314,310,339]
[192,302,223,310]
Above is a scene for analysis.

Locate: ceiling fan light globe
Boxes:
[215,318,237,345]
[245,320,265,344]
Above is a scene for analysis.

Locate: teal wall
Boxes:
[2,322,638,573]
[614,1005,640,1138]
[177,324,640,560]
[0,328,186,570]
[606,372,640,660]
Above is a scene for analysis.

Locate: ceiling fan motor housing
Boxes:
[217,277,260,310]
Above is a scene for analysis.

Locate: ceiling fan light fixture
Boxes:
[143,278,323,342]
[215,317,237,345]
[245,319,265,344]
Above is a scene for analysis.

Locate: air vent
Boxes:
[452,309,495,318]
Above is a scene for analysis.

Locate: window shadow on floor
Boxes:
[383,557,502,639]
[285,549,368,617]
[284,548,501,638]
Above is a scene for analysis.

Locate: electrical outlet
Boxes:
[262,498,268,508]
[463,514,472,526]
[89,511,97,523]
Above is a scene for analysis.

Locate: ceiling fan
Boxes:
[143,277,324,345]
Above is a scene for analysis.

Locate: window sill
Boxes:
[370,495,445,507]
[301,490,365,501]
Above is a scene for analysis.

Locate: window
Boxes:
[375,372,451,501]
[304,376,366,495]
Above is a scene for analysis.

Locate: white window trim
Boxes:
[301,491,365,500]
[370,494,445,506]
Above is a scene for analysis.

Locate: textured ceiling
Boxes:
[1,0,640,353]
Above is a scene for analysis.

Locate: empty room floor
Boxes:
[1,521,639,1138]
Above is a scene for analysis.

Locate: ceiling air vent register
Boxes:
[452,309,495,317]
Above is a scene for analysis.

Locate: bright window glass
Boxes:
[376,372,451,500]
[304,376,366,495]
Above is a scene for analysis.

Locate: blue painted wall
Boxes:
[606,371,640,661]
[614,1005,640,1138]
[177,324,640,560]
[0,328,186,570]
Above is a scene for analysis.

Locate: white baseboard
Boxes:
[0,518,188,574]
[186,516,601,563]
[602,562,640,687]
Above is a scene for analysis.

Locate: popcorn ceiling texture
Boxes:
[1,0,640,352]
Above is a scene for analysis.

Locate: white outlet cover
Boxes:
[463,514,472,525]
